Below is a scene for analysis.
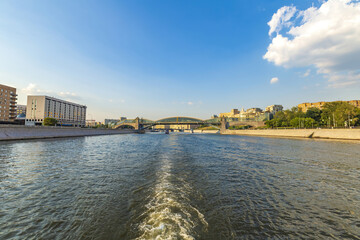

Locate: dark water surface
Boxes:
[1,133,360,239]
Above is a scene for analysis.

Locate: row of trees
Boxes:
[43,118,113,128]
[265,102,360,128]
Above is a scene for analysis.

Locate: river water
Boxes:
[1,133,360,239]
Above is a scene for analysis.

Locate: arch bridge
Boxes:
[113,117,221,130]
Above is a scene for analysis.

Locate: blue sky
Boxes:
[1,0,359,120]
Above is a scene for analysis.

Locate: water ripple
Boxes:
[0,134,360,239]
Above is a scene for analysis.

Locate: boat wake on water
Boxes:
[134,155,208,240]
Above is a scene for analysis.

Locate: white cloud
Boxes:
[20,83,81,102]
[268,6,297,36]
[327,71,360,88]
[58,91,79,99]
[303,69,311,77]
[187,101,194,105]
[264,0,360,88]
[21,83,41,95]
[270,77,279,84]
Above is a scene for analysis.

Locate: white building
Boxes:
[265,105,283,115]
[85,119,96,127]
[25,95,86,127]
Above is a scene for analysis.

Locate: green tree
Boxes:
[306,107,322,122]
[263,104,360,129]
[283,110,295,125]
[273,111,287,126]
[43,117,57,126]
[321,102,360,127]
[265,119,276,128]
[290,117,315,128]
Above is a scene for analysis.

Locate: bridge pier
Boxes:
[220,117,228,133]
[135,117,140,130]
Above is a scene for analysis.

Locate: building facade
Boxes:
[25,96,86,127]
[219,107,270,121]
[298,100,360,112]
[0,84,17,121]
[265,105,283,115]
[219,109,240,118]
[16,104,27,115]
[86,120,96,127]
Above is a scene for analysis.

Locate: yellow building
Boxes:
[298,100,360,112]
[220,108,265,119]
[0,84,17,121]
[219,109,240,118]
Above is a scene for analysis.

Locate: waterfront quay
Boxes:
[0,125,136,141]
[221,128,360,140]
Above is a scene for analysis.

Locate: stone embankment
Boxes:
[193,129,220,134]
[221,128,360,140]
[0,125,136,141]
[183,129,220,134]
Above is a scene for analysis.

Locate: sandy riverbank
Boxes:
[221,128,360,140]
[0,125,136,141]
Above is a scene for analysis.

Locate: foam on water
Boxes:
[135,156,208,240]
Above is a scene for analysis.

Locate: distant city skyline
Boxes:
[1,0,359,121]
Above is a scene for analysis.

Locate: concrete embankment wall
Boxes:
[193,130,220,134]
[183,129,220,134]
[0,125,136,141]
[221,129,360,140]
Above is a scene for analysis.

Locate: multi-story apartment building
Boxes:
[25,95,86,127]
[265,105,283,115]
[0,84,17,121]
[16,104,27,115]
[298,100,360,112]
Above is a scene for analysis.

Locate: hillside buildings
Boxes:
[219,109,240,118]
[298,100,360,112]
[25,95,86,127]
[0,84,17,122]
[265,105,283,115]
[219,105,282,121]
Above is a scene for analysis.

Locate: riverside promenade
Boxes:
[0,125,136,141]
[221,128,360,141]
